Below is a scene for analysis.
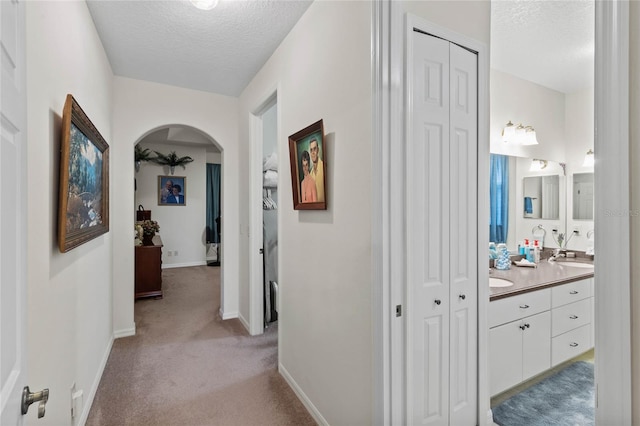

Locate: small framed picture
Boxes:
[288,119,326,210]
[158,176,186,206]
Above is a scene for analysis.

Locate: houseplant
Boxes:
[139,220,160,245]
[134,145,155,172]
[152,150,194,175]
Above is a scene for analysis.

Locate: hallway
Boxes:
[87,266,314,425]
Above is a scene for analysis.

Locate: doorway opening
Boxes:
[133,124,224,305]
[249,93,279,337]
[488,2,596,422]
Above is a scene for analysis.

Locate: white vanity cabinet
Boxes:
[551,278,593,365]
[489,289,551,396]
[489,277,594,396]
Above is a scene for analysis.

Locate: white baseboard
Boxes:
[78,335,114,426]
[238,312,250,332]
[219,308,238,320]
[113,325,135,338]
[162,260,207,269]
[279,363,328,426]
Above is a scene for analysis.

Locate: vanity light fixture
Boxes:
[190,0,219,10]
[582,149,595,167]
[529,159,548,172]
[521,126,539,145]
[501,120,516,142]
[501,121,539,145]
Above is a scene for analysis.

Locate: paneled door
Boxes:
[0,0,28,424]
[407,30,478,426]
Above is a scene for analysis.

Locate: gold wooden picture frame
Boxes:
[58,94,110,252]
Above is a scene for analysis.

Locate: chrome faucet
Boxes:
[548,248,567,262]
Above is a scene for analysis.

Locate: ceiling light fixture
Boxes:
[582,149,594,167]
[190,0,219,10]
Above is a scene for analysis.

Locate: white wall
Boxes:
[25,2,114,424]
[111,77,239,334]
[135,142,207,268]
[238,1,372,423]
[490,69,567,162]
[629,4,640,421]
[564,88,595,252]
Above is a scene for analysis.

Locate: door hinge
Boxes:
[396,305,402,317]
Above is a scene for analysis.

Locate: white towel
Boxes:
[263,152,278,172]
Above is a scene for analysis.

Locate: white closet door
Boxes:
[1,0,28,424]
[408,31,451,426]
[448,42,477,426]
[408,30,478,426]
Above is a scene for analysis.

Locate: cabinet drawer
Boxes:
[552,298,591,337]
[489,288,551,328]
[552,324,592,366]
[551,279,591,308]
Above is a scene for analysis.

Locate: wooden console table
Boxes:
[135,235,163,299]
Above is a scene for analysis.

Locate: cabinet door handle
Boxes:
[434,299,441,305]
[524,323,530,328]
[519,304,530,309]
[569,290,579,295]
[570,342,579,347]
[519,324,526,330]
[570,315,579,319]
[459,294,466,300]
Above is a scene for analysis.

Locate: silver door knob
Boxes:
[22,386,49,418]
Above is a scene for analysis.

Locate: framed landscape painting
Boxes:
[288,119,326,210]
[58,94,110,252]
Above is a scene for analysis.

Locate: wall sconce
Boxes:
[501,121,539,145]
[529,159,548,171]
[190,0,219,10]
[582,149,594,167]
[522,126,539,145]
[501,120,516,142]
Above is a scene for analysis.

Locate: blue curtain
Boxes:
[490,154,509,243]
[206,164,221,244]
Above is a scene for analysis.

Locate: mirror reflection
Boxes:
[490,154,565,251]
[523,175,560,220]
[572,173,594,220]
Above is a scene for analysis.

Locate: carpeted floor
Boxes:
[492,361,594,426]
[86,265,315,426]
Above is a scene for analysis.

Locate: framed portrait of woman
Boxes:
[288,119,326,210]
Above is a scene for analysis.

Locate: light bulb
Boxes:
[190,0,219,10]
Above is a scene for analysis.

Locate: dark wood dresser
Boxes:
[135,235,163,299]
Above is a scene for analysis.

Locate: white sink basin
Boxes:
[490,277,514,288]
[557,261,594,269]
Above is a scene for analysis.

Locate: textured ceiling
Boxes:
[492,0,594,94]
[86,0,313,97]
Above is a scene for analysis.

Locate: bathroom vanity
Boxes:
[489,259,594,396]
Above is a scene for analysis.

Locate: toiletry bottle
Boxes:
[533,240,540,263]
[496,243,510,270]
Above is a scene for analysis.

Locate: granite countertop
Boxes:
[489,258,594,301]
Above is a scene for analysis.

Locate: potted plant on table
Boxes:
[139,220,160,245]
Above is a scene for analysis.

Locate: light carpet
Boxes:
[86,265,315,426]
[492,361,594,426]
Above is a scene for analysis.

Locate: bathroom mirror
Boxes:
[572,173,594,220]
[490,154,566,250]
[523,175,560,220]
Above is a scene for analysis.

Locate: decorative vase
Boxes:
[142,233,155,246]
[170,165,175,175]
